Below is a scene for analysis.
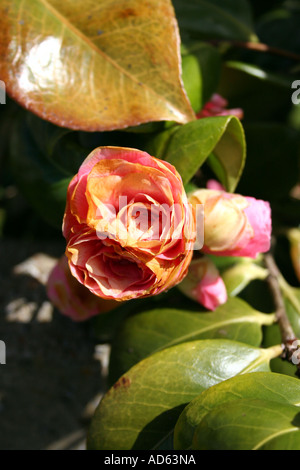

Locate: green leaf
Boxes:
[221,260,269,296]
[0,0,194,131]
[173,0,257,42]
[163,115,246,190]
[87,339,280,450]
[9,111,71,228]
[225,61,292,89]
[193,399,300,450]
[174,371,300,449]
[282,286,300,336]
[181,42,221,112]
[92,289,200,343]
[109,297,275,384]
[218,63,293,123]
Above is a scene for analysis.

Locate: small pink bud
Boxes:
[196,93,244,120]
[189,189,272,258]
[206,179,225,191]
[47,255,118,321]
[178,256,227,311]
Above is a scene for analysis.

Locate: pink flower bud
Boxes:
[178,256,227,311]
[189,189,272,258]
[206,179,225,191]
[47,255,118,321]
[196,94,244,120]
[288,229,300,282]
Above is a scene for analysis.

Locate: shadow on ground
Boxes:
[0,240,105,450]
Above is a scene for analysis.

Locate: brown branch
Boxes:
[210,40,300,62]
[264,253,300,375]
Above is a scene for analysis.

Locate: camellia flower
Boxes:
[196,93,244,120]
[177,256,227,311]
[63,147,195,301]
[47,255,118,321]
[189,189,271,258]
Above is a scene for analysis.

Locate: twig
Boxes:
[210,40,300,62]
[264,253,300,374]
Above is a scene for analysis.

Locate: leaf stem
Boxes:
[264,253,300,374]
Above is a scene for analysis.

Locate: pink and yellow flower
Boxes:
[63,147,195,301]
[189,189,271,258]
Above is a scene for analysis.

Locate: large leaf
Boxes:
[87,339,281,450]
[173,0,257,42]
[174,371,300,449]
[193,399,300,450]
[162,115,246,189]
[109,297,275,383]
[0,0,194,131]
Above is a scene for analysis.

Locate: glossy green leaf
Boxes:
[193,399,300,450]
[109,297,275,384]
[0,0,195,132]
[87,339,280,450]
[173,0,257,42]
[9,112,72,228]
[164,115,246,189]
[174,371,300,449]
